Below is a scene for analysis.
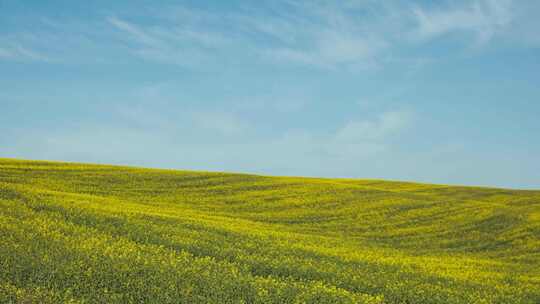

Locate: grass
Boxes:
[0,158,539,303]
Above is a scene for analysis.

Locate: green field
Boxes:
[0,158,539,303]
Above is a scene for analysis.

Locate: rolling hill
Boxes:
[0,158,539,303]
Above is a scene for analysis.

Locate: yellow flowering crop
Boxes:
[0,158,539,303]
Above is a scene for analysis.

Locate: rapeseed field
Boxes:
[0,158,539,303]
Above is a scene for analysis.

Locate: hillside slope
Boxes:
[0,158,539,303]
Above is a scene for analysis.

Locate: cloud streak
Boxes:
[412,0,513,45]
[336,110,413,143]
[0,44,48,62]
[101,0,532,69]
[107,17,163,47]
[104,2,395,69]
[1,0,535,67]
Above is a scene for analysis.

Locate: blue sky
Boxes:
[1,0,539,189]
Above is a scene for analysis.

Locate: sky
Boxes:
[1,0,539,189]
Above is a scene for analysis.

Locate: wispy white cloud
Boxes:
[103,2,394,69]
[107,87,412,166]
[106,15,235,66]
[1,0,538,67]
[102,1,524,69]
[412,0,513,45]
[255,1,390,69]
[0,18,114,64]
[267,32,386,69]
[108,82,252,139]
[336,110,413,143]
[0,44,49,62]
[107,17,163,47]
